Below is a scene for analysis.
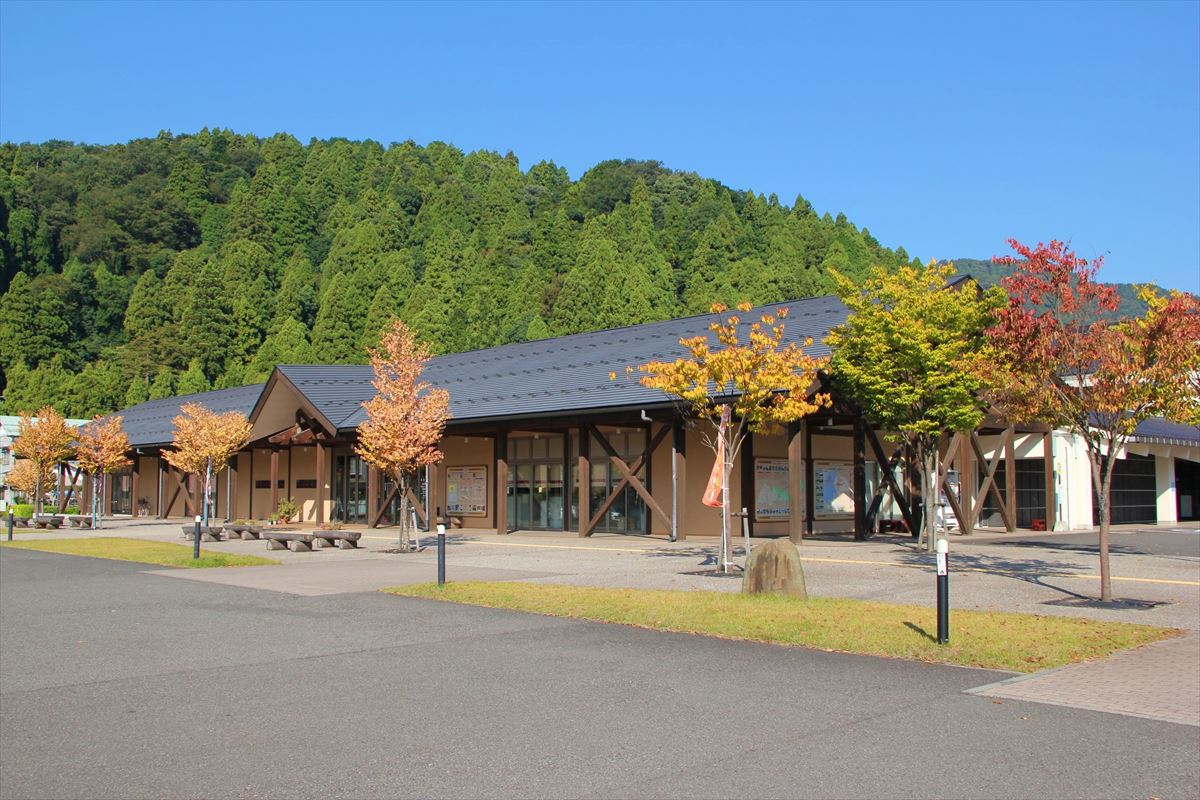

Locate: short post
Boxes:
[936,537,949,644]
[436,521,447,586]
[193,515,202,560]
[6,509,13,541]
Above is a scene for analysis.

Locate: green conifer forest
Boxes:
[0,130,925,416]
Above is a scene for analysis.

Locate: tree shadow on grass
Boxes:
[895,550,1097,601]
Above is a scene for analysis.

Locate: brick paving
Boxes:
[968,631,1200,726]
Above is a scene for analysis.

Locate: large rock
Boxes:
[742,538,807,599]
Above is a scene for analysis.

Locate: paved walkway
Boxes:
[969,632,1200,727]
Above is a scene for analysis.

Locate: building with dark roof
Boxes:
[99,295,1200,535]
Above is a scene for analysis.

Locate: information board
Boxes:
[446,466,488,517]
[812,461,854,518]
[754,458,790,521]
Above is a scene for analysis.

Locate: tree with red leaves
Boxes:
[985,239,1200,601]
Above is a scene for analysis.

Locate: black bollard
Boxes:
[936,538,949,644]
[7,509,13,541]
[193,515,201,560]
[437,522,446,586]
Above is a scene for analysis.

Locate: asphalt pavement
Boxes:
[2,548,1197,800]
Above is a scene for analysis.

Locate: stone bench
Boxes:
[264,531,315,552]
[31,515,62,529]
[66,515,95,529]
[12,517,31,529]
[312,530,363,549]
[181,525,225,542]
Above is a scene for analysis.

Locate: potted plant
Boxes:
[275,496,298,524]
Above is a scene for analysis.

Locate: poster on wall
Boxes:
[446,466,488,517]
[754,458,790,521]
[813,461,854,517]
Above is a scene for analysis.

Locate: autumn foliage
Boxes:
[985,238,1200,601]
[75,416,131,526]
[12,407,76,513]
[6,458,45,503]
[356,319,451,550]
[164,403,252,523]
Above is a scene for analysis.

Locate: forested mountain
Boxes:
[947,258,1161,319]
[0,130,923,417]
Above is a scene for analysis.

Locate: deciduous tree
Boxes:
[164,403,251,527]
[827,262,1004,550]
[985,239,1200,601]
[74,415,130,527]
[640,302,829,570]
[13,407,76,514]
[356,319,451,552]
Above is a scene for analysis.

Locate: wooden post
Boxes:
[104,472,113,517]
[269,448,280,516]
[227,453,238,522]
[131,457,141,518]
[741,431,755,538]
[367,465,379,528]
[158,455,168,518]
[804,419,815,536]
[577,426,589,537]
[495,429,508,534]
[1005,426,1017,531]
[248,449,255,519]
[187,473,197,518]
[1043,431,1056,531]
[853,418,867,540]
[673,422,687,542]
[315,441,325,525]
[960,431,974,536]
[788,421,803,543]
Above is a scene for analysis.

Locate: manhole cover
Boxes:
[1042,597,1166,610]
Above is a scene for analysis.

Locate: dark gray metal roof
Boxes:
[1131,417,1200,446]
[113,384,266,447]
[281,295,849,430]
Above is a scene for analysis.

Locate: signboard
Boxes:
[754,458,790,521]
[446,466,488,517]
[813,461,854,518]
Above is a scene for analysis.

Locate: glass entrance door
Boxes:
[506,434,565,531]
[111,469,132,515]
[333,452,368,524]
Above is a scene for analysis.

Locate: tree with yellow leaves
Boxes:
[75,416,131,529]
[13,407,76,514]
[164,403,251,526]
[356,319,451,552]
[640,302,830,570]
[6,458,45,505]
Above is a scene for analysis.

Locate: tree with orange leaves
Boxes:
[986,239,1200,602]
[75,416,131,528]
[356,319,451,552]
[164,403,251,527]
[6,458,45,505]
[639,302,829,570]
[12,407,76,514]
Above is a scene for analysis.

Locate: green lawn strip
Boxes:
[385,581,1177,673]
[0,537,278,568]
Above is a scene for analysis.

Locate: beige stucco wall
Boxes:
[439,435,496,529]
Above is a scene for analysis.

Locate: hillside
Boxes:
[947,258,1161,318]
[0,131,922,416]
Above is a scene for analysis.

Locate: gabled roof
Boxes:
[111,384,265,448]
[281,295,849,431]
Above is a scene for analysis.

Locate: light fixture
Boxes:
[533,433,540,440]
[464,436,470,443]
[615,428,622,435]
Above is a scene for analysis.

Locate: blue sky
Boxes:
[2,0,1197,291]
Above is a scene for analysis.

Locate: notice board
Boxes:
[754,458,790,521]
[813,461,855,518]
[446,466,488,517]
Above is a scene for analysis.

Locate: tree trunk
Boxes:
[721,432,732,573]
[34,474,42,515]
[1088,449,1116,603]
[93,473,101,529]
[397,473,411,552]
[920,448,938,552]
[203,459,213,529]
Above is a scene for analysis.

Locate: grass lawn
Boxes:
[0,537,278,568]
[386,581,1177,673]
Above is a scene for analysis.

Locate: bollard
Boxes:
[193,515,202,560]
[436,522,447,586]
[936,538,949,644]
[7,509,12,541]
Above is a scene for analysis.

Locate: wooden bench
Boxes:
[225,523,264,540]
[181,525,224,542]
[31,515,62,529]
[66,515,95,529]
[312,530,363,549]
[263,531,315,552]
